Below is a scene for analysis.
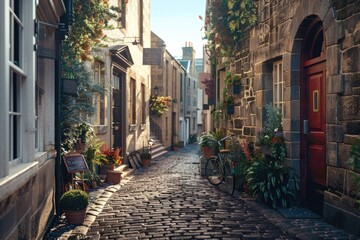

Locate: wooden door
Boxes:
[112,73,123,149]
[300,18,326,215]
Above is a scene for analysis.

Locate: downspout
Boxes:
[55,0,72,215]
[54,28,62,215]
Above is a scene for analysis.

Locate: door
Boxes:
[112,73,123,149]
[301,18,326,215]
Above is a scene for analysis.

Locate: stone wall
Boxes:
[217,0,360,235]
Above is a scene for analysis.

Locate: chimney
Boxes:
[182,41,195,61]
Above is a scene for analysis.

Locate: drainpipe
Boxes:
[54,28,62,215]
[54,0,72,215]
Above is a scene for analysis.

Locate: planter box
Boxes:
[100,163,115,175]
[106,170,122,184]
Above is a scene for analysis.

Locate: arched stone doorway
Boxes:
[298,16,327,215]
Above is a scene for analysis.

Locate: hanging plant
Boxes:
[149,95,172,116]
[201,78,216,98]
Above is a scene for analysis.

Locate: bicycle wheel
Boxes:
[223,159,235,195]
[205,156,223,185]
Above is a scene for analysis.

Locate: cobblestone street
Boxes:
[47,145,358,239]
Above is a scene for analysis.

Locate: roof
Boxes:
[178,60,190,72]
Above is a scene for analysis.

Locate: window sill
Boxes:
[0,162,38,202]
[92,125,108,134]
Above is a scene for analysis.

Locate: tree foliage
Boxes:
[61,0,120,150]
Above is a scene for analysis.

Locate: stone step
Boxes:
[152,150,167,160]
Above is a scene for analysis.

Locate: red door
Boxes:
[300,18,326,215]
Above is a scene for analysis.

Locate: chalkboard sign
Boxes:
[63,153,89,173]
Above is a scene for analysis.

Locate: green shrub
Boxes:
[349,138,360,206]
[60,190,89,211]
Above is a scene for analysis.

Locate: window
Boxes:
[35,82,44,151]
[141,84,145,124]
[180,73,183,101]
[9,0,24,166]
[118,0,127,28]
[273,61,284,115]
[92,61,105,125]
[130,78,136,124]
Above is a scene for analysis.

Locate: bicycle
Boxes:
[204,135,235,195]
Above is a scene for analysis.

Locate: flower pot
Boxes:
[100,163,115,175]
[75,140,86,153]
[106,170,122,184]
[64,209,86,225]
[233,85,241,94]
[141,159,151,167]
[227,106,234,115]
[202,146,214,159]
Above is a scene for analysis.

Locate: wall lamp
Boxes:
[108,36,140,45]
[153,85,159,96]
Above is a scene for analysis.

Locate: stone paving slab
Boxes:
[45,145,358,239]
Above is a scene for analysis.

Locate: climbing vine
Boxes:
[61,0,120,150]
[204,0,257,58]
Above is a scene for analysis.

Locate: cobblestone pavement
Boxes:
[46,144,358,240]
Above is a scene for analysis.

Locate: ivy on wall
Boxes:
[204,0,257,58]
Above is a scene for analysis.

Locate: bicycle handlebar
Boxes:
[217,134,235,145]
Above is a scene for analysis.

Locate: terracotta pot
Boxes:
[75,140,86,153]
[202,146,214,159]
[64,209,86,225]
[91,180,97,188]
[142,159,151,167]
[106,171,122,184]
[100,163,115,175]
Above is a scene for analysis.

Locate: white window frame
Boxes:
[9,0,25,167]
[92,61,106,125]
[273,61,284,115]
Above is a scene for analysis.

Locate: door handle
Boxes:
[303,120,309,134]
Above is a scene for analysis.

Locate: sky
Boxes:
[150,0,206,59]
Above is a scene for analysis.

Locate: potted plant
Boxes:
[172,142,181,151]
[199,132,218,159]
[140,152,152,167]
[232,74,242,94]
[60,189,89,225]
[74,123,91,153]
[100,145,122,175]
[223,95,235,115]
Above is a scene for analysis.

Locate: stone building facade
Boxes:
[150,32,185,149]
[178,43,200,143]
[0,1,67,239]
[91,0,152,156]
[210,0,360,235]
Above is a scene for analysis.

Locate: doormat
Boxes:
[276,208,321,219]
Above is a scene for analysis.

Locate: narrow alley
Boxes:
[47,145,357,240]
